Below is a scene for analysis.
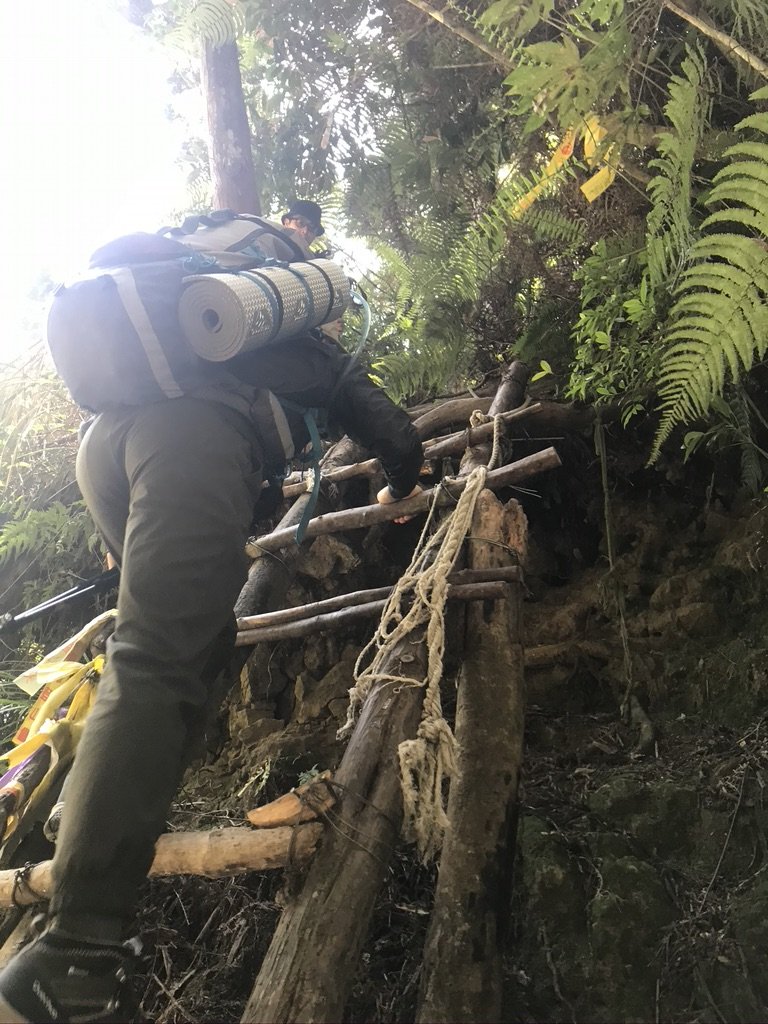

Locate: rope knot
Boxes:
[338,464,491,861]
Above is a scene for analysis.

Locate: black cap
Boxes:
[281,200,324,236]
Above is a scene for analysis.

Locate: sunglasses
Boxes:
[286,216,319,236]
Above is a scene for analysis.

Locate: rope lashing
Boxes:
[338,459,492,861]
[468,409,504,470]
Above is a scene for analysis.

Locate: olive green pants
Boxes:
[50,396,261,933]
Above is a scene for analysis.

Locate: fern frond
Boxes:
[651,85,768,460]
[445,160,573,304]
[169,0,244,51]
[645,46,709,294]
[523,205,588,246]
[731,387,764,495]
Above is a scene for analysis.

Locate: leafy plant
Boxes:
[683,389,768,495]
[652,85,768,458]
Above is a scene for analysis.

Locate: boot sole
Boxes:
[0,993,31,1023]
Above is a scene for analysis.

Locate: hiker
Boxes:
[0,243,422,1024]
[281,198,325,247]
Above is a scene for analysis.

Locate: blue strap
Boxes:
[295,407,323,544]
[182,252,220,273]
[278,398,325,543]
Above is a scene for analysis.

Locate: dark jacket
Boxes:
[227,332,423,499]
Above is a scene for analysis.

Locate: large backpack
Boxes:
[46,211,350,416]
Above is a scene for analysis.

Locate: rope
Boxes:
[468,409,503,470]
[337,455,492,861]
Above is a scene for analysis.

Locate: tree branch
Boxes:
[400,0,513,70]
[663,0,768,80]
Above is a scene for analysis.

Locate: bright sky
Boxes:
[0,0,195,360]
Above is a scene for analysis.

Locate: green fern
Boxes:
[651,85,768,459]
[447,161,575,304]
[169,0,244,51]
[645,46,709,295]
[523,205,588,247]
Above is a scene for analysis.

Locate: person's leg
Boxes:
[0,397,261,1023]
[52,397,260,931]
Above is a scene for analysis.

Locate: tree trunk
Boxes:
[201,39,261,213]
[459,360,530,475]
[417,492,527,1022]
[241,631,428,1023]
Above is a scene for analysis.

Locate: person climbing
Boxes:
[280,198,325,247]
[0,227,422,1024]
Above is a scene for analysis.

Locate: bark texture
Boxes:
[0,825,322,908]
[247,448,560,554]
[201,39,261,213]
[241,631,428,1023]
[417,492,527,1022]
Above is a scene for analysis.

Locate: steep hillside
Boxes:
[134,412,768,1023]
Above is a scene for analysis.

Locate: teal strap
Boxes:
[295,407,322,543]
[349,286,371,361]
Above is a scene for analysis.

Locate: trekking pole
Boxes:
[0,568,120,635]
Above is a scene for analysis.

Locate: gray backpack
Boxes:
[47,211,349,418]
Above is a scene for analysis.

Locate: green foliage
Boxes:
[645,47,710,296]
[567,237,660,411]
[524,205,588,248]
[369,333,472,406]
[483,0,633,135]
[652,86,768,458]
[0,346,82,513]
[0,502,92,571]
[683,389,768,495]
[0,349,99,656]
[169,0,245,49]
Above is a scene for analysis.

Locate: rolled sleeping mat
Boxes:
[178,258,350,361]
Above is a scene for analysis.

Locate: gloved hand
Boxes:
[376,484,422,524]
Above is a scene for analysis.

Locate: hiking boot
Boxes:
[0,927,140,1023]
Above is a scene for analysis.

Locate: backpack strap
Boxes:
[279,400,325,543]
[159,211,309,264]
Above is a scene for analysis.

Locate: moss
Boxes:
[588,857,675,1021]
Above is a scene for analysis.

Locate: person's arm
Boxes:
[327,358,423,501]
[226,333,423,499]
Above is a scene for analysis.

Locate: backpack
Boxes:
[46,211,350,414]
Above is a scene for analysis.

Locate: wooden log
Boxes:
[247,773,336,828]
[405,380,501,419]
[525,640,613,667]
[417,492,527,1023]
[458,360,530,476]
[236,582,509,646]
[280,397,611,501]
[0,825,324,908]
[237,435,365,616]
[241,631,428,1023]
[412,395,493,438]
[234,435,365,694]
[247,448,560,556]
[424,402,541,460]
[0,911,32,969]
[236,567,523,631]
[282,458,381,498]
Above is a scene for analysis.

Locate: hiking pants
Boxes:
[50,396,261,933]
